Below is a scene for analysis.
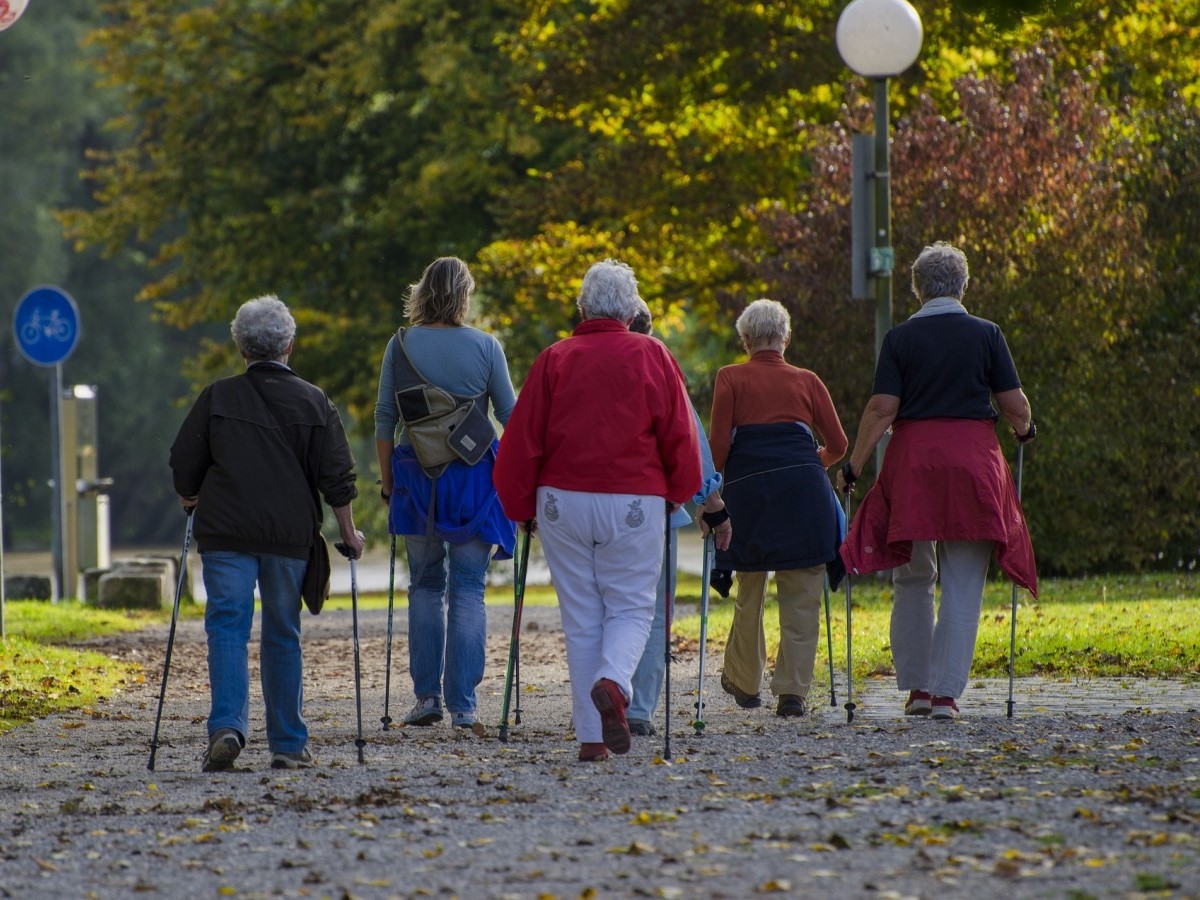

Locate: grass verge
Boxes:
[1,573,1196,735]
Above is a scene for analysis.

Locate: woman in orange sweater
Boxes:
[710,299,847,717]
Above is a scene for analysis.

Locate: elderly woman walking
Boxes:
[374,257,517,731]
[494,259,701,761]
[710,299,847,718]
[838,242,1037,720]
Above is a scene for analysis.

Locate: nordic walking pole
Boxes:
[381,534,397,730]
[823,574,837,707]
[841,488,857,724]
[692,532,714,735]
[1006,443,1025,719]
[663,505,674,759]
[499,524,532,742]
[148,508,194,771]
[336,542,367,763]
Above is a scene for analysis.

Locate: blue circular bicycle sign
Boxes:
[13,285,81,366]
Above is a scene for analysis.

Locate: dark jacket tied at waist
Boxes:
[718,423,841,573]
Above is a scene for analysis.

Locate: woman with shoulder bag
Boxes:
[374,257,517,731]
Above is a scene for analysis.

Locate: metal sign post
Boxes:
[13,285,81,602]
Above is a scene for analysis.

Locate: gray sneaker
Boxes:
[450,710,476,729]
[270,747,315,769]
[403,696,443,726]
[202,728,242,772]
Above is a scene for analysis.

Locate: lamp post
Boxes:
[837,0,923,474]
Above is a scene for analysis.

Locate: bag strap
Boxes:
[392,327,487,405]
[391,327,430,393]
[244,366,322,527]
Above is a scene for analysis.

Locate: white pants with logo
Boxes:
[536,486,665,744]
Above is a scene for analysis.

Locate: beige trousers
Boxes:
[722,565,825,699]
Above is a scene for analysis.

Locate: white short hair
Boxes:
[577,259,641,322]
[736,298,790,349]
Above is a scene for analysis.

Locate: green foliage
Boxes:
[754,41,1199,573]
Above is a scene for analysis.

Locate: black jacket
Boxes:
[170,362,358,559]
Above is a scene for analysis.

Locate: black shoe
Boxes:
[710,569,733,599]
[775,694,807,717]
[627,719,657,737]
[202,727,242,772]
[721,673,762,709]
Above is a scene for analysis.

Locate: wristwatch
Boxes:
[1014,421,1036,444]
[841,463,858,486]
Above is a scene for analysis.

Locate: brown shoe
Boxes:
[589,678,632,754]
[775,694,807,717]
[721,673,763,709]
[578,742,610,762]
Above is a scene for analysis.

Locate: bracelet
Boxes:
[380,487,392,502]
[701,507,730,528]
[842,463,858,485]
[1014,421,1036,444]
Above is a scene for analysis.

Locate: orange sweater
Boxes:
[708,350,848,471]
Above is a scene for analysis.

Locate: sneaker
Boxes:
[721,673,763,709]
[930,696,959,720]
[450,711,476,729]
[578,742,610,762]
[589,678,632,755]
[627,719,657,737]
[403,696,443,726]
[270,747,315,769]
[202,728,242,772]
[775,694,807,717]
[905,690,933,716]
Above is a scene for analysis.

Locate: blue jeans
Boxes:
[404,535,492,715]
[201,551,309,753]
[628,528,678,723]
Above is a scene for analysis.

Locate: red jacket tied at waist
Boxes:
[840,418,1037,597]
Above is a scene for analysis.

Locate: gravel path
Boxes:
[2,603,1199,899]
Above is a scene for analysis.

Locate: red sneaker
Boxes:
[578,742,610,762]
[904,690,933,716]
[590,678,632,755]
[930,696,959,720]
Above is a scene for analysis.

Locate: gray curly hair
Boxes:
[578,259,641,322]
[911,242,970,302]
[231,295,296,361]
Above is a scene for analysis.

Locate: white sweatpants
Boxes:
[536,487,665,743]
[890,540,994,699]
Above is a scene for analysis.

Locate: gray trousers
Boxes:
[889,540,994,699]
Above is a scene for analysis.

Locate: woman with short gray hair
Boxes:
[495,259,702,761]
[838,241,1037,720]
[710,298,847,719]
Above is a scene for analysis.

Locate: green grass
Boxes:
[1,573,1196,735]
[0,600,165,734]
[669,571,1200,680]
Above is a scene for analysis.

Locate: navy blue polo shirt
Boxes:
[872,310,1021,421]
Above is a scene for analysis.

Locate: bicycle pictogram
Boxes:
[19,308,75,345]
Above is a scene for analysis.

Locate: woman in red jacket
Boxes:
[838,242,1037,720]
[494,259,701,761]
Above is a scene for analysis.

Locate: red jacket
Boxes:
[494,318,701,523]
[840,418,1037,596]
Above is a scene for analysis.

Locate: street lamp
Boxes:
[836,0,922,474]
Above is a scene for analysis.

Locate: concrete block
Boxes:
[97,563,173,610]
[4,575,53,601]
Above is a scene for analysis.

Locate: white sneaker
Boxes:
[403,696,443,726]
[930,696,959,720]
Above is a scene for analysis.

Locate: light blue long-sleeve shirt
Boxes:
[374,325,516,443]
[674,405,721,527]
